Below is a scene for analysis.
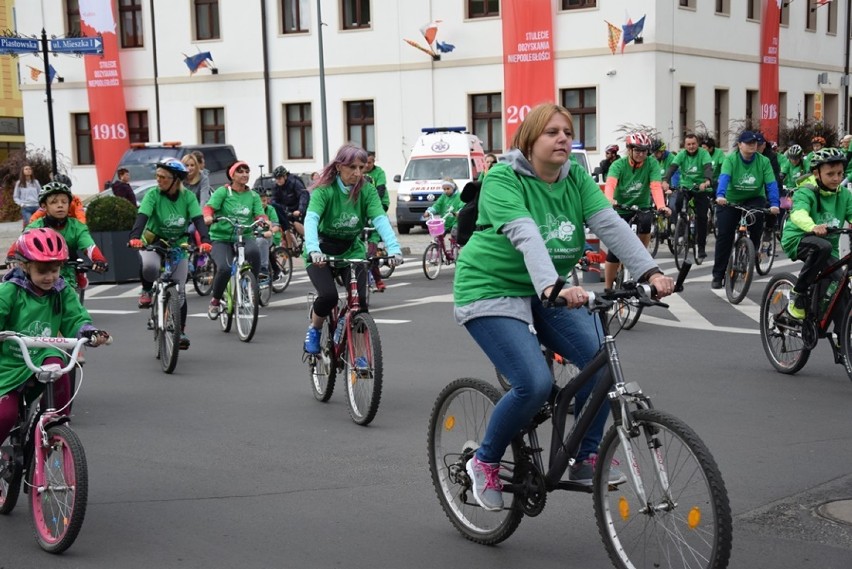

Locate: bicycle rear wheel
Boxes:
[0,440,22,514]
[423,243,442,280]
[29,424,88,554]
[760,272,811,374]
[159,288,181,374]
[258,276,272,307]
[192,255,214,296]
[756,228,776,276]
[236,271,259,342]
[427,378,524,545]
[594,408,732,569]
[610,265,642,331]
[725,237,755,304]
[219,281,233,333]
[309,316,337,402]
[344,312,383,425]
[271,247,293,293]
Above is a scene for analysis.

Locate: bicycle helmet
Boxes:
[651,139,666,153]
[38,181,73,205]
[272,166,288,178]
[605,144,619,154]
[255,185,272,197]
[625,132,652,151]
[54,173,72,187]
[701,137,716,149]
[156,158,188,181]
[786,144,803,159]
[15,227,69,263]
[812,136,827,146]
[809,147,847,170]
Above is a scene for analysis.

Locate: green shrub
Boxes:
[85,195,138,232]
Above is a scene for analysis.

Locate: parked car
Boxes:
[111,142,238,191]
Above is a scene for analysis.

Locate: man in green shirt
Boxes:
[662,133,714,258]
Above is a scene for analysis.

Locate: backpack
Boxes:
[455,181,483,246]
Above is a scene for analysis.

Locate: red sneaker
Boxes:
[138,291,153,308]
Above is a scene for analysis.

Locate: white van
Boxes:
[393,127,486,234]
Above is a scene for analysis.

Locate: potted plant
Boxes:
[86,195,139,283]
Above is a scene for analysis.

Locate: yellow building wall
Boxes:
[0,0,26,154]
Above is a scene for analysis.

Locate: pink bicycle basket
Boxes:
[427,218,445,237]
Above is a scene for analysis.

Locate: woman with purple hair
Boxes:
[302,143,403,354]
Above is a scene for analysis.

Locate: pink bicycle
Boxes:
[422,214,460,280]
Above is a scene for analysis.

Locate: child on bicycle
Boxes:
[423,177,464,241]
[0,228,110,448]
[29,174,87,224]
[256,186,282,280]
[781,148,852,320]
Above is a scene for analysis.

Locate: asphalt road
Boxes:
[2,229,852,569]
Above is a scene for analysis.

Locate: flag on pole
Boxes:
[816,0,833,6]
[605,21,621,55]
[404,38,437,58]
[436,41,455,53]
[27,65,57,83]
[420,20,442,47]
[47,64,57,84]
[621,15,646,53]
[183,51,214,74]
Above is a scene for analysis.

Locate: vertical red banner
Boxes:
[759,0,781,142]
[79,0,129,189]
[501,0,556,148]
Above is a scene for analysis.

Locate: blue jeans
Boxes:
[466,297,608,464]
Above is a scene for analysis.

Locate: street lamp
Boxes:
[317,0,329,164]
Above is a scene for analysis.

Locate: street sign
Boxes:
[0,36,39,54]
[49,37,103,55]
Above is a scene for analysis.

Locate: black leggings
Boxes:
[210,240,261,300]
[307,263,368,317]
[793,235,835,295]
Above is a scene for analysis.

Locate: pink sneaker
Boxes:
[466,456,503,511]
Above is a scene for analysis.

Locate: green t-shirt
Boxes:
[656,152,675,180]
[781,185,852,260]
[671,148,713,191]
[206,186,265,242]
[263,203,282,247]
[607,155,662,208]
[426,190,464,230]
[304,182,386,263]
[138,188,203,244]
[707,148,726,182]
[454,162,610,306]
[0,277,92,395]
[781,158,807,189]
[26,217,95,286]
[720,152,776,204]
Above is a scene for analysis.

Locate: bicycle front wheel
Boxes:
[423,243,442,280]
[673,216,689,271]
[271,247,293,293]
[842,304,852,382]
[236,271,259,342]
[345,312,383,426]
[192,255,215,296]
[29,424,88,554]
[219,281,233,333]
[0,440,22,514]
[725,237,755,304]
[756,229,776,276]
[258,276,272,307]
[760,272,810,374]
[309,316,337,402]
[611,266,643,331]
[594,409,732,569]
[647,217,660,257]
[159,288,181,374]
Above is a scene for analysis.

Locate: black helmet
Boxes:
[156,158,188,181]
[255,185,272,197]
[39,181,73,205]
[54,173,72,187]
[272,166,288,178]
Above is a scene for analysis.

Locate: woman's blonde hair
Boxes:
[511,103,574,159]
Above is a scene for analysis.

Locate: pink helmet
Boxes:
[625,132,652,151]
[15,227,69,263]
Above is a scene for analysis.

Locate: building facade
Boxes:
[10,0,850,195]
[0,0,25,163]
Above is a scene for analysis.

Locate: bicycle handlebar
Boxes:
[213,216,268,231]
[0,332,112,377]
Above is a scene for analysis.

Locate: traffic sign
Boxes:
[49,37,103,55]
[0,36,39,54]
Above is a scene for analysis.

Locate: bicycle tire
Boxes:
[192,255,215,296]
[760,273,811,375]
[594,408,732,569]
[150,300,160,358]
[689,217,700,266]
[271,247,293,293]
[0,440,22,514]
[648,217,660,258]
[725,237,755,304]
[309,316,337,402]
[612,265,643,331]
[756,229,776,276]
[159,288,181,374]
[379,252,395,279]
[842,303,852,382]
[29,424,88,554]
[344,312,383,426]
[427,378,524,545]
[423,243,442,280]
[78,286,85,306]
[219,281,233,333]
[236,271,259,342]
[258,276,272,307]
[673,215,688,271]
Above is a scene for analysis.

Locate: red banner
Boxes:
[759,0,780,143]
[80,0,129,189]
[501,0,555,148]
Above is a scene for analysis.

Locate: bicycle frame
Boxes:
[148,245,183,332]
[809,237,852,332]
[327,257,373,362]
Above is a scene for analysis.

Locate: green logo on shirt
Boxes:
[164,213,187,229]
[539,213,577,243]
[333,212,359,229]
[737,173,757,187]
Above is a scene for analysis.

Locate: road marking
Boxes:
[83,283,118,297]
[373,319,410,324]
[86,309,137,315]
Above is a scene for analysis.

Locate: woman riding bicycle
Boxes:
[781,147,852,321]
[0,228,110,447]
[202,161,267,320]
[129,159,212,349]
[454,103,674,511]
[302,143,403,354]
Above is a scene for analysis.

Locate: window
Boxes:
[827,0,838,34]
[285,103,313,159]
[804,93,816,121]
[0,116,25,136]
[780,1,790,26]
[471,93,502,153]
[73,113,94,165]
[746,89,759,124]
[0,142,25,163]
[65,0,81,36]
[806,1,817,31]
[561,87,597,150]
[194,0,220,40]
[118,0,143,48]
[346,100,374,151]
[282,0,310,33]
[678,0,695,9]
[747,0,761,21]
[779,91,788,127]
[126,111,148,144]
[715,0,730,15]
[562,0,596,9]
[467,0,499,18]
[341,0,370,30]
[713,89,729,147]
[824,93,838,128]
[679,86,695,144]
[199,107,225,143]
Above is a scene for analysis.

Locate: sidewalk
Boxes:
[0,221,22,267]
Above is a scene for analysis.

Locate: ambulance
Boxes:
[393,127,486,234]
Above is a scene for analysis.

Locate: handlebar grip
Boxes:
[674,261,691,293]
[543,276,566,307]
